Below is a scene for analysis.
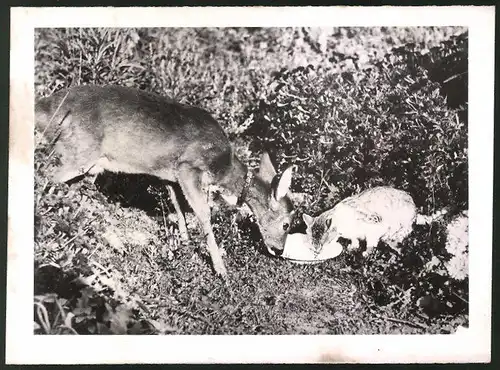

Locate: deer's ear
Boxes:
[325,218,332,229]
[273,165,293,201]
[303,214,314,228]
[258,152,277,182]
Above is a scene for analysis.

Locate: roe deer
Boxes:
[35,84,297,278]
[302,186,447,257]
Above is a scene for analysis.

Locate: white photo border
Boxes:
[7,6,494,364]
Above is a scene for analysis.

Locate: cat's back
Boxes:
[348,186,416,217]
[314,186,417,233]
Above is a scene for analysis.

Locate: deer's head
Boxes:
[246,152,296,256]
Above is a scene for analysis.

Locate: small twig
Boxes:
[91,260,109,274]
[35,302,51,334]
[78,49,82,85]
[452,291,469,304]
[72,203,84,220]
[158,192,169,235]
[378,315,429,330]
[35,178,50,210]
[281,91,306,101]
[443,72,467,84]
[62,216,98,248]
[281,154,308,162]
[164,304,212,326]
[86,243,101,259]
[313,168,332,206]
[58,325,79,335]
[296,104,310,114]
[61,233,80,248]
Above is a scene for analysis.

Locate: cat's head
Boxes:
[302,213,338,254]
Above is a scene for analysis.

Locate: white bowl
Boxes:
[281,233,343,264]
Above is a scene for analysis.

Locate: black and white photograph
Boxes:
[7,6,494,364]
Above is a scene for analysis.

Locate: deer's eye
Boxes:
[283,222,290,231]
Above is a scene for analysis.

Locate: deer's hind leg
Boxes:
[166,184,189,241]
[176,163,227,279]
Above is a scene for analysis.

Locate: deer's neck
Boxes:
[217,157,266,214]
[239,175,272,217]
[216,155,250,204]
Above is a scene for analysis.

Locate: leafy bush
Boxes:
[241,32,468,321]
[243,33,468,215]
[390,32,468,108]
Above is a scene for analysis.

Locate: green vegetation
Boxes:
[34,27,468,335]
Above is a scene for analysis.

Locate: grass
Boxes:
[34,27,468,335]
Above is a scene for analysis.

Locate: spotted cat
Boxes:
[303,186,447,257]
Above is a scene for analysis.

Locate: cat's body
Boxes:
[303,186,447,257]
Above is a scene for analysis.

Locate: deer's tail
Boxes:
[35,88,72,137]
[415,208,448,225]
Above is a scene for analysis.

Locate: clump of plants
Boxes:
[34,27,468,334]
[242,32,468,328]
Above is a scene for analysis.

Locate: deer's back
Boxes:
[35,85,234,180]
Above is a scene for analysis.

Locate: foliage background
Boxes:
[34,27,468,335]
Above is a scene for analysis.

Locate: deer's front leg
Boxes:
[177,165,228,279]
